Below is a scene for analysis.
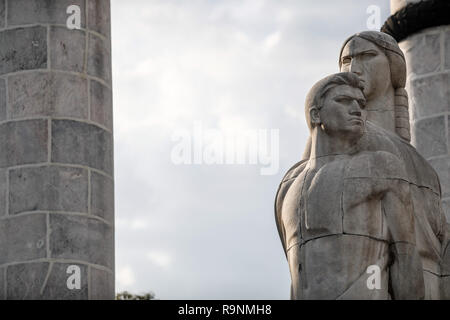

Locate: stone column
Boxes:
[388,0,450,220]
[0,0,114,299]
[384,0,450,299]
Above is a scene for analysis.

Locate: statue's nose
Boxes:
[350,60,362,75]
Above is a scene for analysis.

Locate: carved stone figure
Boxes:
[276,31,447,299]
[276,72,424,299]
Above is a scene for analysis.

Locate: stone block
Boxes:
[409,73,450,120]
[90,80,113,130]
[88,0,111,39]
[0,1,5,29]
[402,32,441,76]
[428,157,450,198]
[0,169,5,216]
[0,267,4,300]
[6,262,49,300]
[445,28,450,71]
[87,34,111,83]
[49,214,113,269]
[91,171,114,223]
[49,26,86,73]
[0,213,47,265]
[412,115,447,158]
[7,0,85,27]
[51,120,113,174]
[41,263,88,299]
[8,72,88,120]
[9,166,88,215]
[0,120,48,168]
[90,267,114,300]
[0,78,5,121]
[0,26,47,75]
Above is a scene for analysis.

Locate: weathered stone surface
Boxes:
[41,263,88,299]
[442,198,450,222]
[6,262,49,300]
[401,32,441,76]
[0,267,4,300]
[441,276,450,299]
[91,171,114,223]
[9,166,88,215]
[87,34,111,83]
[49,26,86,73]
[7,0,85,26]
[88,0,111,39]
[0,214,47,265]
[429,157,450,198]
[0,26,47,75]
[445,28,450,71]
[409,73,450,120]
[423,272,440,300]
[0,1,5,29]
[49,214,113,268]
[51,120,113,174]
[9,72,88,119]
[0,120,48,168]
[90,267,114,300]
[0,169,6,216]
[90,80,113,130]
[412,116,447,158]
[0,78,5,121]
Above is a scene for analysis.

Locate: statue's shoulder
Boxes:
[280,160,308,184]
[363,121,440,192]
[347,150,407,180]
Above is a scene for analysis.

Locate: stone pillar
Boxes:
[385,0,450,299]
[389,0,450,220]
[0,0,114,299]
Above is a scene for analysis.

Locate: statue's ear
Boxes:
[310,106,321,127]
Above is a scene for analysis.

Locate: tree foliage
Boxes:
[116,291,156,300]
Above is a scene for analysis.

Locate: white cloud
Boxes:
[117,265,136,288]
[147,251,173,268]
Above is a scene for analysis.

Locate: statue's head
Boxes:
[305,72,366,140]
[338,31,406,99]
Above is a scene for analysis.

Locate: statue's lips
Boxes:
[348,118,363,124]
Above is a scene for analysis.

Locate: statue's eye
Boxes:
[362,52,377,58]
[342,57,351,65]
[335,97,351,104]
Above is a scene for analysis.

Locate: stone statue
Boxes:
[275,31,447,299]
[276,72,424,299]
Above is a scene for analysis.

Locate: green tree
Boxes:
[116,291,156,300]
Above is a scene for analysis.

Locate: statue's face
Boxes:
[318,84,366,139]
[340,37,392,99]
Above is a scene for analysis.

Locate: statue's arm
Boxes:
[274,160,307,258]
[383,178,425,299]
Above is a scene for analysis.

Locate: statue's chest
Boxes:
[301,155,387,241]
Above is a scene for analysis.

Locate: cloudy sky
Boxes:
[110,0,391,299]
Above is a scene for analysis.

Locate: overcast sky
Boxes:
[110,0,391,299]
